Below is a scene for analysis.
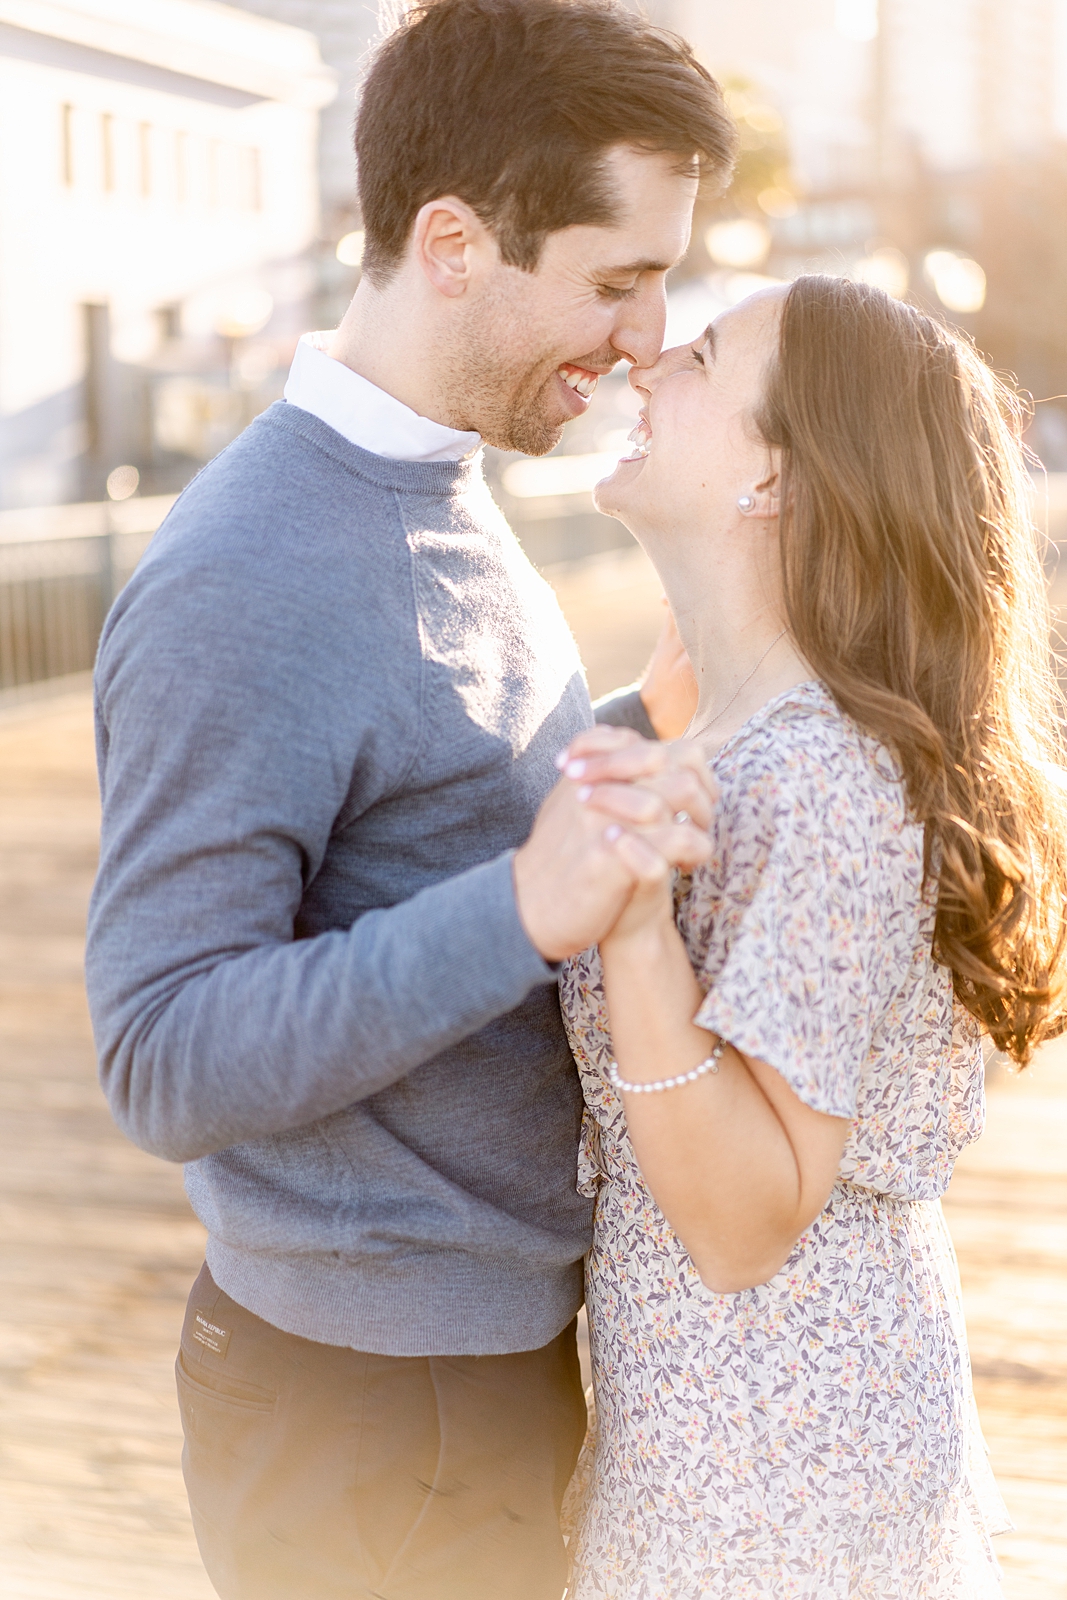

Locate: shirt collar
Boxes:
[282,332,482,464]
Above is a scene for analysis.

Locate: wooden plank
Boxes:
[0,692,213,1599]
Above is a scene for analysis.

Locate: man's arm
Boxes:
[593,685,657,739]
[88,550,710,1167]
[87,553,569,1164]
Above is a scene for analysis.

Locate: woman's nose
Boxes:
[628,364,652,403]
[628,342,685,400]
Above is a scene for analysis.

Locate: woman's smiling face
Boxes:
[594,285,787,537]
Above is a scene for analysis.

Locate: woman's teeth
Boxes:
[622,420,652,460]
[558,364,599,399]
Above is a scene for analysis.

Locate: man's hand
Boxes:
[513,734,713,964]
[638,601,699,740]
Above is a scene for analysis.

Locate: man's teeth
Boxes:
[558,366,598,399]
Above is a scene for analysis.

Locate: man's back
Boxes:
[88,400,595,1355]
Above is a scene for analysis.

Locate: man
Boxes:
[86,2,734,1595]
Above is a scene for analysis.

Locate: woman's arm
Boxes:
[597,850,850,1293]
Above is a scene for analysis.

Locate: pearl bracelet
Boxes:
[607,1035,726,1095]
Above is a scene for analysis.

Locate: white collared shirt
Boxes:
[282,332,481,463]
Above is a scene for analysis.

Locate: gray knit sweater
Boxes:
[87,400,650,1356]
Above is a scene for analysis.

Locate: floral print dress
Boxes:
[560,682,1010,1600]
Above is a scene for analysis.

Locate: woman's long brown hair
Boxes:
[756,274,1067,1063]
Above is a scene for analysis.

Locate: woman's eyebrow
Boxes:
[701,323,717,358]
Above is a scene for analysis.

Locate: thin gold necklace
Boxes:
[689,629,788,739]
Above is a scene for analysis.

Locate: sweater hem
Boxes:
[204,1239,585,1357]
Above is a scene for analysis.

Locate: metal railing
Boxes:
[1,474,1065,699]
[0,495,176,692]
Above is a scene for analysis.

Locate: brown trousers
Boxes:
[176,1264,587,1600]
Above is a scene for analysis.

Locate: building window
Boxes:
[175,131,188,203]
[61,103,74,186]
[139,122,152,198]
[207,139,220,207]
[157,304,180,341]
[246,147,262,211]
[101,113,115,192]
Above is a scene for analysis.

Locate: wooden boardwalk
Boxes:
[0,545,1064,1597]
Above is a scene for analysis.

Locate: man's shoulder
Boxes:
[98,406,420,695]
[151,403,400,565]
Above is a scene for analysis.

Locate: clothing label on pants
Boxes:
[192,1310,231,1357]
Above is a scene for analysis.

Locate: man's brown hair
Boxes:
[355,0,736,283]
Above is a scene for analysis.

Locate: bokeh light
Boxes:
[854,247,910,298]
[213,287,274,339]
[835,0,879,42]
[757,186,798,219]
[105,464,139,501]
[705,218,771,270]
[336,230,365,266]
[924,250,987,313]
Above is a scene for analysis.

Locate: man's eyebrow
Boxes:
[699,323,717,357]
[595,257,674,277]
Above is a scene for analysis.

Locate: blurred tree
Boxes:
[719,79,794,212]
[685,77,796,279]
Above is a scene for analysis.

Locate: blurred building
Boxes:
[0,0,335,509]
[676,0,873,194]
[679,0,1065,194]
[879,0,1063,176]
[226,0,376,234]
[668,1,1067,468]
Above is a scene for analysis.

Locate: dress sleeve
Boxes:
[693,755,917,1120]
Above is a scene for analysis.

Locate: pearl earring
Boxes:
[737,495,755,512]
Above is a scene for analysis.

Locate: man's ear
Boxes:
[411,196,493,299]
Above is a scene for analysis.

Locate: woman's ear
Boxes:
[738,453,781,520]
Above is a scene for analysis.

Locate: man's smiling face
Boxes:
[443,145,699,455]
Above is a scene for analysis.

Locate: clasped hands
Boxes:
[513,724,716,965]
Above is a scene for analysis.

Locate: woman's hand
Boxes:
[598,828,676,947]
[557,723,716,829]
[553,723,715,945]
[514,742,711,963]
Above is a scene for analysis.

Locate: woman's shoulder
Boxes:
[714,680,908,837]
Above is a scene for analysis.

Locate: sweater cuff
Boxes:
[449,850,561,993]
[592,685,657,741]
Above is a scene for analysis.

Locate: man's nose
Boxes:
[611,279,668,370]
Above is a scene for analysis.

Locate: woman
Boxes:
[557,276,1067,1596]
